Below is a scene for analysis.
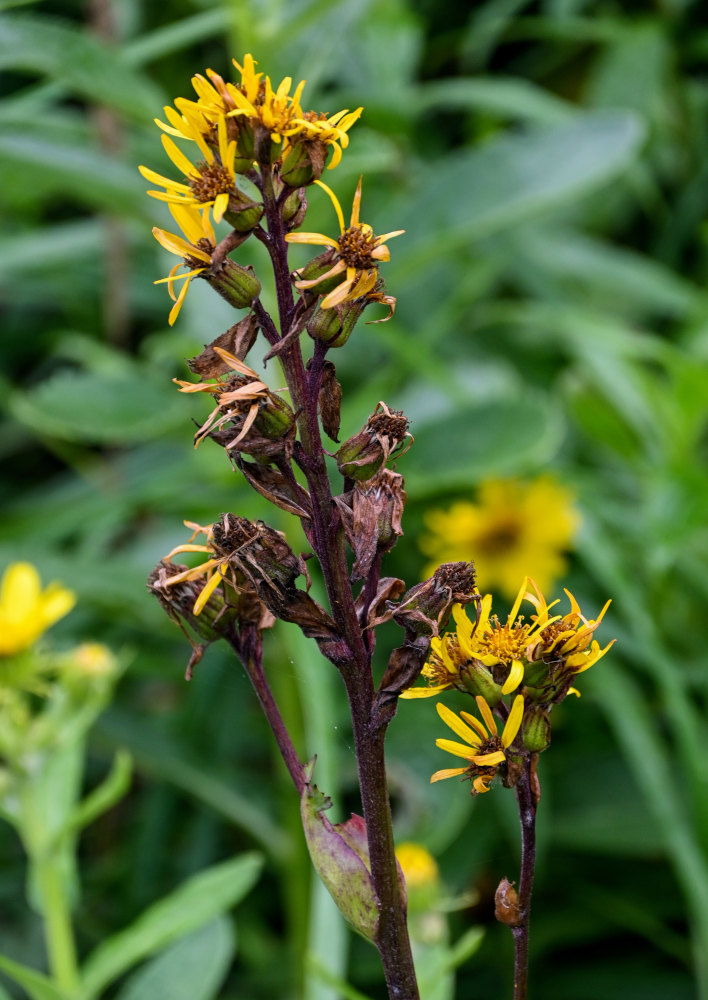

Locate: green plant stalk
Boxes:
[32,853,80,994]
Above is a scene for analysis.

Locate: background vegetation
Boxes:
[1,0,707,997]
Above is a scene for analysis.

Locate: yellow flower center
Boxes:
[189,162,233,202]
[474,518,521,557]
[478,618,532,664]
[337,226,376,269]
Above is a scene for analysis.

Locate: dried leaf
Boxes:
[188,315,260,376]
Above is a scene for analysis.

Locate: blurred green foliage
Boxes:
[1,0,707,997]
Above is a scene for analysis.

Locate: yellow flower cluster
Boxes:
[402,576,614,794]
[403,577,612,702]
[140,54,364,325]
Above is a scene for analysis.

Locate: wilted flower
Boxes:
[174,347,295,455]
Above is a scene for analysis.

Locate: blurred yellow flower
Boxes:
[0,563,75,657]
[68,643,116,677]
[420,476,579,600]
[396,842,439,890]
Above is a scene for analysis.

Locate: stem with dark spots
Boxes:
[512,757,537,1000]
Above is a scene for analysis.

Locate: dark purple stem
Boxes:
[228,631,305,795]
[512,757,537,1000]
[257,163,419,999]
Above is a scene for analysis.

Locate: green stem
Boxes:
[33,855,80,994]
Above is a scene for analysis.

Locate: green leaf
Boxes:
[404,393,564,496]
[0,954,68,1000]
[417,76,573,124]
[80,853,263,1000]
[398,110,645,251]
[0,15,163,120]
[67,750,132,835]
[0,133,143,213]
[9,367,185,445]
[114,918,234,1000]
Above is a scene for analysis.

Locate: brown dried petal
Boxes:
[188,315,260,377]
[236,457,312,520]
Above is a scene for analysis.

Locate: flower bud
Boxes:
[280,138,328,187]
[292,250,344,296]
[459,660,503,707]
[335,402,411,482]
[206,259,261,310]
[495,878,521,927]
[282,188,307,229]
[521,705,551,752]
[307,300,366,348]
[222,189,264,233]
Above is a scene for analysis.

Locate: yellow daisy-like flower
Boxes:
[525,580,615,680]
[286,177,404,309]
[401,577,558,700]
[432,695,524,794]
[139,115,238,223]
[420,477,579,601]
[151,204,216,325]
[0,563,75,657]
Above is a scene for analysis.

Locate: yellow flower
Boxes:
[0,563,75,657]
[401,577,558,699]
[156,56,361,170]
[151,204,216,325]
[286,177,404,309]
[396,843,439,889]
[432,695,524,794]
[139,115,238,223]
[420,477,579,601]
[524,581,615,685]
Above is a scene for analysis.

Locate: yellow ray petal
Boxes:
[436,703,482,746]
[458,710,489,741]
[475,696,498,736]
[193,568,223,615]
[472,750,505,766]
[502,694,525,747]
[501,658,524,695]
[435,738,477,761]
[431,767,468,783]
